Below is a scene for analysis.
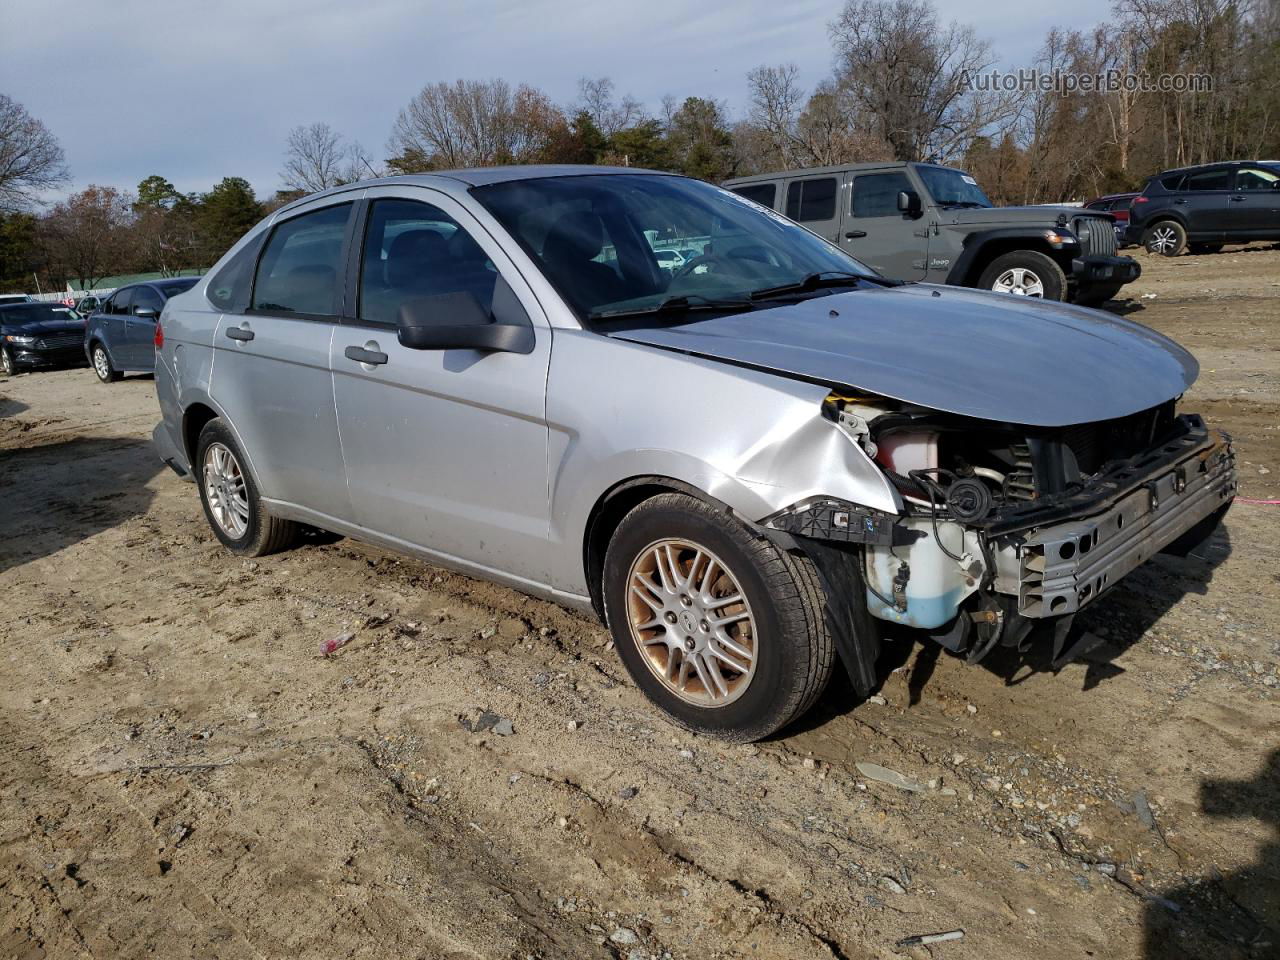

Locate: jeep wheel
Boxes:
[1144,221,1187,256]
[1188,242,1223,255]
[978,251,1067,301]
[602,493,835,742]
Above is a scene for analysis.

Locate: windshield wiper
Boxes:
[749,271,896,300]
[586,294,754,322]
[941,201,989,209]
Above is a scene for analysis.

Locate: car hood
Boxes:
[607,284,1197,427]
[2,318,85,336]
[939,204,1106,227]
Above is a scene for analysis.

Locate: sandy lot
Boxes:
[1,247,1277,960]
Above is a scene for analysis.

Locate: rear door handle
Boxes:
[844,230,868,239]
[345,345,388,366]
[225,326,254,341]
[1173,198,1188,204]
[1229,195,1247,201]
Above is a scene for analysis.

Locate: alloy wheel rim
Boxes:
[1149,226,1177,254]
[94,347,109,380]
[625,538,757,707]
[992,267,1044,297]
[1,350,11,375]
[203,442,250,539]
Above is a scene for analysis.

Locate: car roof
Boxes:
[724,161,916,186]
[273,165,677,217]
[1150,160,1279,179]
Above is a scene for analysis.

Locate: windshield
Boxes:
[471,174,876,322]
[0,304,80,326]
[916,166,992,208]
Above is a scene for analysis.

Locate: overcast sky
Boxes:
[2,0,1114,201]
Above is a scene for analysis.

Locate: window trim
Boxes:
[245,199,357,323]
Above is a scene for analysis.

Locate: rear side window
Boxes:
[1159,174,1185,191]
[731,183,777,208]
[852,172,913,218]
[1185,169,1231,191]
[252,204,352,316]
[358,198,500,327]
[785,177,837,222]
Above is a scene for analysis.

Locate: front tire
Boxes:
[602,493,834,742]
[91,343,122,383]
[0,347,14,377]
[978,250,1067,301]
[195,418,300,556]
[1144,220,1187,256]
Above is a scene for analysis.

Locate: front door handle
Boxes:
[225,326,254,342]
[844,230,868,239]
[345,344,388,366]
[1229,195,1247,201]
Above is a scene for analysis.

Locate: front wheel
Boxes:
[602,493,835,742]
[1144,221,1187,256]
[91,343,121,383]
[978,251,1067,301]
[195,418,300,556]
[0,347,14,377]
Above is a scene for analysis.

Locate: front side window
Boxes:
[252,203,351,316]
[731,183,777,208]
[852,172,914,218]
[1235,167,1280,191]
[1185,169,1231,191]
[473,174,875,323]
[132,287,163,314]
[109,288,133,315]
[784,177,837,222]
[358,198,498,327]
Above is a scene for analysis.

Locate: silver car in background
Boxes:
[152,166,1235,741]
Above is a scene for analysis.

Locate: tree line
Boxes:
[3,0,1278,293]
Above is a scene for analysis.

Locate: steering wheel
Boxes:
[672,253,733,281]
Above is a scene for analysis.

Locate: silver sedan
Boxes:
[152,166,1234,741]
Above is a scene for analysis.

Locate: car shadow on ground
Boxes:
[0,436,161,576]
[0,395,31,418]
[1143,751,1279,958]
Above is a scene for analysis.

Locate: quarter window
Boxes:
[358,199,498,327]
[852,172,913,218]
[731,183,777,208]
[785,177,837,222]
[252,203,352,316]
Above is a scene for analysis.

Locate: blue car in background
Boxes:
[85,277,200,382]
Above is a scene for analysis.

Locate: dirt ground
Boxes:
[1,245,1277,960]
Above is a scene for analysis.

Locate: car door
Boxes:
[783,175,841,243]
[1181,167,1233,238]
[209,195,356,523]
[845,169,928,281]
[330,187,552,584]
[124,285,163,367]
[100,287,132,360]
[1229,166,1280,238]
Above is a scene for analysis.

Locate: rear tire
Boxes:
[1144,220,1187,256]
[195,418,300,556]
[91,343,122,383]
[602,492,834,742]
[978,251,1067,301]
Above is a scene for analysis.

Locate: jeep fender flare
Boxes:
[946,227,1070,287]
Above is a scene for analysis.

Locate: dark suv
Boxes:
[1128,161,1280,256]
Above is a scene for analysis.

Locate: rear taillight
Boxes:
[1132,196,1149,203]
[154,321,164,350]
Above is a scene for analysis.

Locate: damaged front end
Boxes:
[765,392,1237,667]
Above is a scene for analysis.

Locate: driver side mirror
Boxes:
[133,306,158,320]
[396,291,534,354]
[897,190,923,217]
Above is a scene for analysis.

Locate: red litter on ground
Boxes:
[320,632,354,656]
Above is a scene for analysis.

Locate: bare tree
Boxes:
[388,79,569,170]
[40,186,134,290]
[576,77,646,138]
[281,122,365,193]
[0,94,69,211]
[829,0,1014,163]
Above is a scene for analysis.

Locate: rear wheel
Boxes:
[1144,221,1187,256]
[195,418,300,556]
[91,343,121,383]
[602,493,835,742]
[978,250,1067,301]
